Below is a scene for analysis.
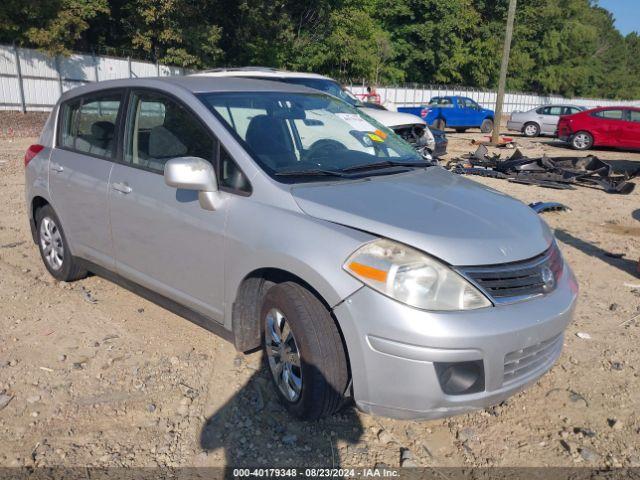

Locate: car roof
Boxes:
[57,75,320,103]
[192,67,331,81]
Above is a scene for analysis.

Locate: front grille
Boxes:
[460,244,563,304]
[503,334,563,384]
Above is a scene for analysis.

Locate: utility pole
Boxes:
[491,0,517,144]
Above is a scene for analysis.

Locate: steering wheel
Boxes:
[305,139,348,162]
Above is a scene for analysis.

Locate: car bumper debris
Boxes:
[447,145,639,194]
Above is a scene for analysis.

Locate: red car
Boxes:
[557,106,640,151]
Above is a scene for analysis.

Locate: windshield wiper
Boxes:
[340,160,429,173]
[274,168,349,178]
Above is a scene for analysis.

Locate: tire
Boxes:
[480,118,494,133]
[455,128,467,133]
[261,282,349,420]
[523,122,540,137]
[571,131,593,150]
[35,204,87,282]
[432,118,446,130]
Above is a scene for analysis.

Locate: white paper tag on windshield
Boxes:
[335,113,376,132]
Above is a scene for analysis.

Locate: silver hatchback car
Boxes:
[25,76,578,420]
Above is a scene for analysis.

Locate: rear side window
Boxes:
[428,97,453,107]
[592,109,624,120]
[629,110,640,123]
[59,100,81,149]
[58,93,122,158]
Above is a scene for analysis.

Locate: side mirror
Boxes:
[164,156,222,211]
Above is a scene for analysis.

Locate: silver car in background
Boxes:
[25,76,578,420]
[507,104,586,137]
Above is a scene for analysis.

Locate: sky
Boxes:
[598,0,639,35]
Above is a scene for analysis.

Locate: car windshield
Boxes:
[199,91,425,182]
[277,78,363,108]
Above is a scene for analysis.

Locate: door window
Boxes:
[592,109,624,120]
[124,90,250,193]
[124,91,215,174]
[58,93,121,158]
[546,106,563,116]
[629,110,640,123]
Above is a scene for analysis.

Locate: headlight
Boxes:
[343,239,491,311]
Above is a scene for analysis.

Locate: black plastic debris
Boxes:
[448,147,639,194]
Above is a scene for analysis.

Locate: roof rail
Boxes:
[200,66,278,73]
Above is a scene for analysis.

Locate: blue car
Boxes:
[399,96,495,133]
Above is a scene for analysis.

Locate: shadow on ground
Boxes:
[199,362,365,477]
[555,229,638,277]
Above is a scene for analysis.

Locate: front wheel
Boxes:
[571,131,593,150]
[262,282,349,420]
[480,118,494,133]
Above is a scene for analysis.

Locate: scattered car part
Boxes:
[448,146,638,194]
[529,202,571,214]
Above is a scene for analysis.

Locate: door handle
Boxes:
[50,163,64,173]
[112,182,132,194]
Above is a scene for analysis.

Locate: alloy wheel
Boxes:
[265,308,303,402]
[524,124,538,136]
[573,133,591,149]
[39,216,64,270]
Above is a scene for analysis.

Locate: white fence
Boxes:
[0,44,187,112]
[349,85,640,113]
[1,43,639,113]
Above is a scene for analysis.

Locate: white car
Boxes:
[192,68,436,156]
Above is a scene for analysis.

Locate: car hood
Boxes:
[290,168,552,266]
[360,107,426,129]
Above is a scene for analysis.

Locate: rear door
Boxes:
[49,91,123,267]
[622,109,640,149]
[108,89,248,321]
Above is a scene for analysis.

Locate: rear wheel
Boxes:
[571,131,593,150]
[262,282,349,420]
[432,118,446,130]
[523,122,540,137]
[35,205,87,281]
[480,118,494,133]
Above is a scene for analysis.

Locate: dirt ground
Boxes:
[1,115,639,470]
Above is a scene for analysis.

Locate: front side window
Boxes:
[462,98,479,109]
[58,93,121,158]
[199,91,424,183]
[124,91,214,174]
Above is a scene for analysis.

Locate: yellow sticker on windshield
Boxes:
[367,133,384,143]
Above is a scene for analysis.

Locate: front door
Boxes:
[48,92,123,267]
[109,90,228,321]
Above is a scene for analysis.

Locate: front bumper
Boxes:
[333,265,578,419]
[506,120,523,132]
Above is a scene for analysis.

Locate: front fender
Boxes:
[222,197,374,328]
